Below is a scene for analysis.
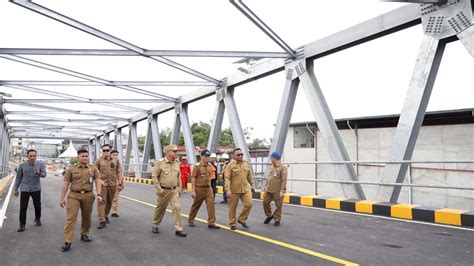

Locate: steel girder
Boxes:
[0,48,288,58]
[10,0,220,84]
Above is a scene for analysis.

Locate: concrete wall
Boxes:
[283,128,316,195]
[283,124,474,210]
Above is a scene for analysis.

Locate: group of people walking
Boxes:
[12,144,288,253]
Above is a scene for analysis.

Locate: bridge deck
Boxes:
[1,175,473,265]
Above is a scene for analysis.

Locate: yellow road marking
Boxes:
[120,194,358,266]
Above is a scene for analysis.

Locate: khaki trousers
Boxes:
[188,187,216,225]
[63,191,95,243]
[111,187,120,214]
[98,186,116,222]
[153,188,183,231]
[228,191,253,226]
[263,192,283,222]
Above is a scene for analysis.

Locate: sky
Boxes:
[0,0,473,143]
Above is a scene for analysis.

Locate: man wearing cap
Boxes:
[223,148,255,230]
[263,151,287,226]
[180,155,191,192]
[151,144,186,237]
[187,150,220,229]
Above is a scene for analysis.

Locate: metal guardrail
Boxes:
[250,160,474,165]
[253,177,474,191]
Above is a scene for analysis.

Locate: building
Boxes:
[282,109,474,210]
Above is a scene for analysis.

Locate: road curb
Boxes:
[0,175,14,199]
[124,176,474,228]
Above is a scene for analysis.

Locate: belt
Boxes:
[160,186,177,190]
[196,185,210,188]
[70,190,92,194]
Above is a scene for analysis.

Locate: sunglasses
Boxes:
[236,153,244,156]
[102,149,110,152]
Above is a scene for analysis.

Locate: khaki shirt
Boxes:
[224,160,254,194]
[94,156,121,187]
[265,163,288,194]
[190,162,212,187]
[152,157,181,191]
[64,164,100,192]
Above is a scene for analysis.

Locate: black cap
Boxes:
[201,150,211,156]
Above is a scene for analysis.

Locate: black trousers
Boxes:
[211,179,217,198]
[19,190,41,225]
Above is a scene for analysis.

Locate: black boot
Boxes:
[97,222,106,229]
[17,224,25,232]
[62,242,71,252]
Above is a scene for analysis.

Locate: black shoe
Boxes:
[264,216,274,224]
[208,224,221,229]
[17,224,25,232]
[105,217,110,224]
[188,221,196,227]
[34,219,42,226]
[152,226,159,234]
[111,213,119,218]
[274,221,280,226]
[238,220,250,228]
[230,225,237,230]
[80,234,92,242]
[219,200,228,204]
[62,242,71,252]
[175,231,187,237]
[97,222,106,229]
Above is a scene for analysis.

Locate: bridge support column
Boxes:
[298,59,365,199]
[378,36,445,203]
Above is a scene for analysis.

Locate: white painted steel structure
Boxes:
[0,0,472,202]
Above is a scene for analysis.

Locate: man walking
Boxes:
[263,152,287,226]
[180,156,191,191]
[59,149,103,252]
[219,153,230,204]
[94,144,122,229]
[13,149,46,232]
[151,145,186,237]
[188,150,220,229]
[110,150,124,218]
[224,148,255,230]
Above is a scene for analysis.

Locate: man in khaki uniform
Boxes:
[224,148,255,230]
[263,151,287,226]
[59,149,103,252]
[188,150,220,229]
[94,144,122,229]
[110,150,124,218]
[151,144,187,237]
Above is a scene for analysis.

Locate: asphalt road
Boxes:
[1,175,473,266]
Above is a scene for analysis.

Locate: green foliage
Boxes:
[219,127,234,147]
[137,121,267,153]
[248,138,270,149]
[69,157,78,165]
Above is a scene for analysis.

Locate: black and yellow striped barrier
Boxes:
[250,192,474,228]
[124,176,473,227]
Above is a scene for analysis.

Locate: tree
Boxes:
[191,121,211,147]
[248,138,270,149]
[219,128,234,147]
[159,128,171,146]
